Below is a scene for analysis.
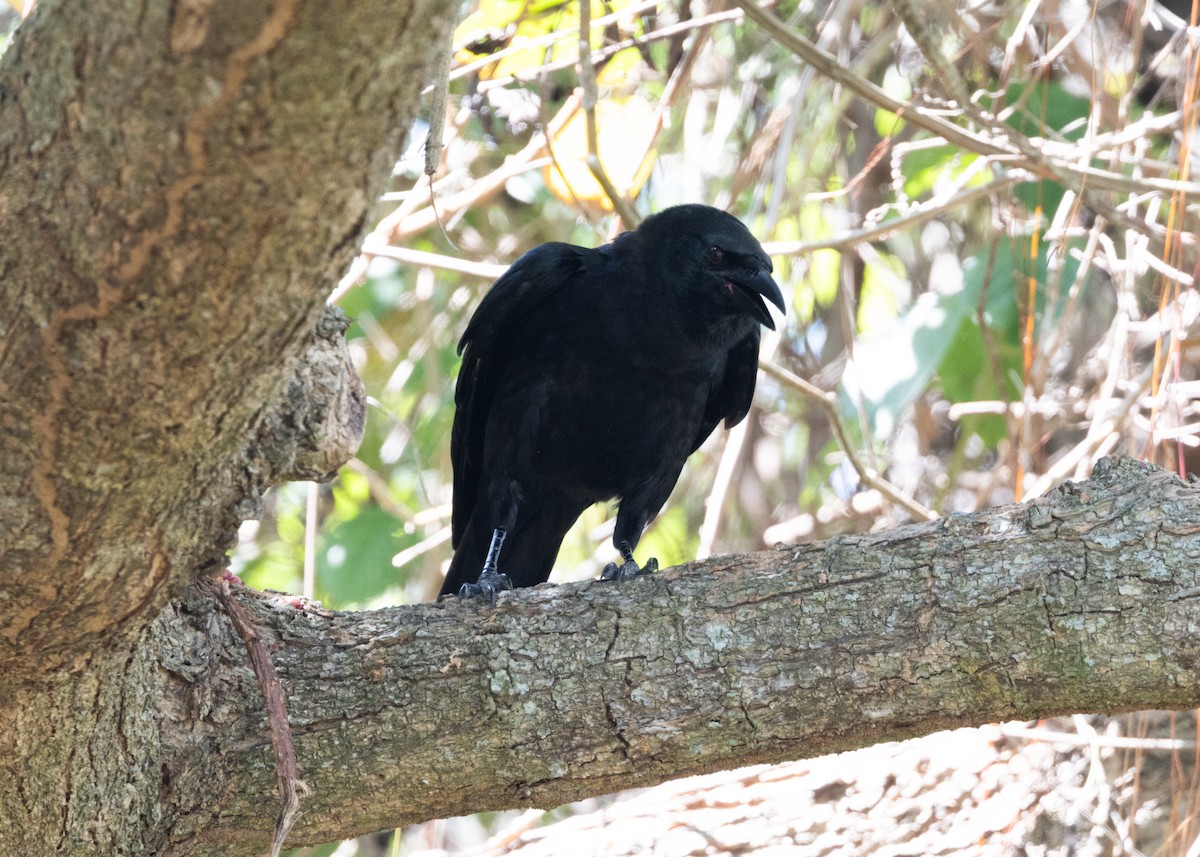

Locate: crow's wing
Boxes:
[451,242,587,547]
[690,327,761,454]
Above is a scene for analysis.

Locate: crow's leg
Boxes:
[600,539,658,582]
[602,476,678,583]
[459,526,514,602]
[458,485,521,602]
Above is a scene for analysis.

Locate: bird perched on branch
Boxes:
[442,204,785,600]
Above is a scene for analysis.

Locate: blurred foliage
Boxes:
[232,0,1197,850]
[0,4,19,48]
[238,0,1200,611]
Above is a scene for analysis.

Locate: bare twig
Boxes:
[614,0,717,223]
[345,458,421,524]
[303,482,318,600]
[447,0,664,84]
[424,17,455,181]
[891,0,973,109]
[731,0,1011,158]
[759,360,937,521]
[999,723,1196,751]
[391,525,453,570]
[333,94,581,301]
[696,418,750,560]
[469,7,745,92]
[424,8,462,250]
[698,335,781,558]
[761,174,1021,256]
[1025,365,1154,500]
[204,576,310,857]
[357,244,508,280]
[734,0,1200,258]
[393,91,580,242]
[891,1,1195,257]
[578,0,641,226]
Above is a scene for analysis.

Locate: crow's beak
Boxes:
[729,268,786,330]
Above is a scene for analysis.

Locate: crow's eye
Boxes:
[706,246,726,265]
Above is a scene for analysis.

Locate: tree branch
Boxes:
[5,457,1191,854]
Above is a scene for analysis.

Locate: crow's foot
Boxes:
[458,568,513,603]
[600,556,659,582]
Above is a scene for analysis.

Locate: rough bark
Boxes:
[0,0,444,852]
[3,458,1198,854]
[0,0,445,686]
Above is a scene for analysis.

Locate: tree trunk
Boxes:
[0,0,448,852]
[0,0,445,685]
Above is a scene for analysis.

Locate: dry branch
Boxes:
[734,0,1200,259]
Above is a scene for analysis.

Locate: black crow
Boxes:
[441,204,785,600]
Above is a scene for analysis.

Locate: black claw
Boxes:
[458,569,513,603]
[600,556,658,582]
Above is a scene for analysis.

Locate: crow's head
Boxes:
[636,204,786,330]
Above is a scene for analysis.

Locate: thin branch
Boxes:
[999,724,1196,752]
[612,0,717,222]
[695,418,748,560]
[344,459,421,525]
[392,93,580,243]
[470,8,745,92]
[448,0,665,84]
[758,359,937,521]
[391,525,453,570]
[332,96,579,302]
[730,0,1012,158]
[423,7,463,251]
[891,0,974,110]
[424,15,456,181]
[357,244,508,280]
[890,2,1196,256]
[734,0,1200,257]
[204,575,310,857]
[761,174,1020,256]
[698,329,781,559]
[1025,365,1154,500]
[578,0,641,227]
[303,482,318,600]
[1042,108,1187,157]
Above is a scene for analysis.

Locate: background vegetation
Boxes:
[226,0,1200,619]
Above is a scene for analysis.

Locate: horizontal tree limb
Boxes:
[115,456,1200,854]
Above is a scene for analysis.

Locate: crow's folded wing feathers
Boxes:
[691,327,761,454]
[451,242,587,546]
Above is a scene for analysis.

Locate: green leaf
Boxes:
[317,506,403,607]
[844,283,973,438]
[845,234,1081,444]
[900,147,983,200]
[1000,81,1092,216]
